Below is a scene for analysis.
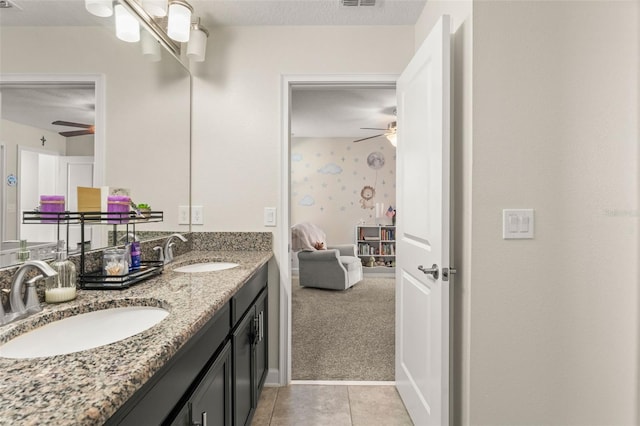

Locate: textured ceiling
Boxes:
[1,0,427,26]
[0,84,96,134]
[292,87,396,139]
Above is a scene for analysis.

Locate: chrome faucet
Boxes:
[162,233,187,264]
[118,232,139,243]
[2,260,57,325]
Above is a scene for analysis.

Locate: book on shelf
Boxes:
[362,236,380,241]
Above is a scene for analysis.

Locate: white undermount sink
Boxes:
[0,306,169,359]
[172,262,239,273]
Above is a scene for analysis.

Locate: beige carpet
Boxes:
[292,276,395,381]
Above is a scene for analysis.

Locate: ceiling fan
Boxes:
[51,120,95,137]
[353,121,397,143]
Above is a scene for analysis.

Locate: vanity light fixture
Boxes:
[141,30,162,62]
[186,19,209,62]
[115,4,141,42]
[167,0,193,43]
[85,0,113,17]
[142,0,167,17]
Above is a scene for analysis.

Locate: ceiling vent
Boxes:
[341,0,376,6]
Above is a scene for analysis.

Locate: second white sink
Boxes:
[0,306,169,359]
[173,262,239,273]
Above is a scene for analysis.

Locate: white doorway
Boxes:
[279,74,399,385]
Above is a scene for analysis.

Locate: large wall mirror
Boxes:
[0,2,190,267]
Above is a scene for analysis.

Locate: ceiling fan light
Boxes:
[386,133,397,147]
[186,23,209,62]
[115,4,140,42]
[141,30,162,62]
[167,0,193,43]
[85,0,113,17]
[142,0,167,17]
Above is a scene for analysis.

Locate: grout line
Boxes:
[347,384,354,426]
[291,380,396,386]
[268,386,279,426]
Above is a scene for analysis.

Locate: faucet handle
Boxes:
[153,246,165,262]
[25,275,44,314]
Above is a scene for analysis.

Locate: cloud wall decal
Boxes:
[299,195,315,206]
[317,163,343,175]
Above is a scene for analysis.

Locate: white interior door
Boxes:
[395,15,452,426]
[58,156,100,249]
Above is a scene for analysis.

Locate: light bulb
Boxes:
[141,30,162,62]
[167,0,193,42]
[386,133,397,147]
[115,4,140,43]
[85,0,113,17]
[142,0,167,17]
[186,25,208,62]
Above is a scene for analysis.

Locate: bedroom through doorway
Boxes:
[289,83,397,382]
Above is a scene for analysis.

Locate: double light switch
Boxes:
[502,209,534,239]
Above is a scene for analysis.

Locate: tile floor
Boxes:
[252,384,413,426]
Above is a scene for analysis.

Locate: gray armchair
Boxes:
[298,244,363,290]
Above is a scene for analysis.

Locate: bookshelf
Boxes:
[356,225,396,270]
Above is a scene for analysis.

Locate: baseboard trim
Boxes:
[291,380,396,386]
[264,368,281,386]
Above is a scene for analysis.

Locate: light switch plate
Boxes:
[503,209,534,239]
[192,206,204,225]
[178,206,189,225]
[264,207,276,227]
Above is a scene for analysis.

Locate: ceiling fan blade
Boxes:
[59,129,94,137]
[360,127,388,131]
[52,120,93,129]
[353,133,384,143]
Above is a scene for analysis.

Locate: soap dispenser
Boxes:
[45,240,77,303]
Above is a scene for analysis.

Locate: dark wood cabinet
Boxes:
[171,341,232,426]
[232,286,268,426]
[233,307,254,426]
[107,264,269,426]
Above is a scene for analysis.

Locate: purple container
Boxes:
[40,195,65,223]
[107,195,131,224]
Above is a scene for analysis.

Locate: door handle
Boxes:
[418,264,439,280]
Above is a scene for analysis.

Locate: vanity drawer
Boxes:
[231,265,267,326]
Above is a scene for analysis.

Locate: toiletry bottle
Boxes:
[130,241,141,270]
[45,240,77,303]
[18,239,30,262]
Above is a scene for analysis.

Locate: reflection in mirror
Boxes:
[0,6,190,268]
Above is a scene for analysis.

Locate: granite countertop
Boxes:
[0,249,272,426]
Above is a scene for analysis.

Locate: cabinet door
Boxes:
[170,341,232,426]
[233,307,255,426]
[253,290,268,403]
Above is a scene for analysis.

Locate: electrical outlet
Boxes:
[178,205,189,225]
[192,205,204,225]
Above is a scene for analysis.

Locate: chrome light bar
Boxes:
[118,0,182,61]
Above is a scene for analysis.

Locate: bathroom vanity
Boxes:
[0,248,272,425]
[107,260,269,425]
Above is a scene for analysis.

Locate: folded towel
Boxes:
[291,222,326,251]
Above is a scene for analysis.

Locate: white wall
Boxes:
[66,135,95,157]
[470,2,638,423]
[189,24,414,372]
[415,0,639,423]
